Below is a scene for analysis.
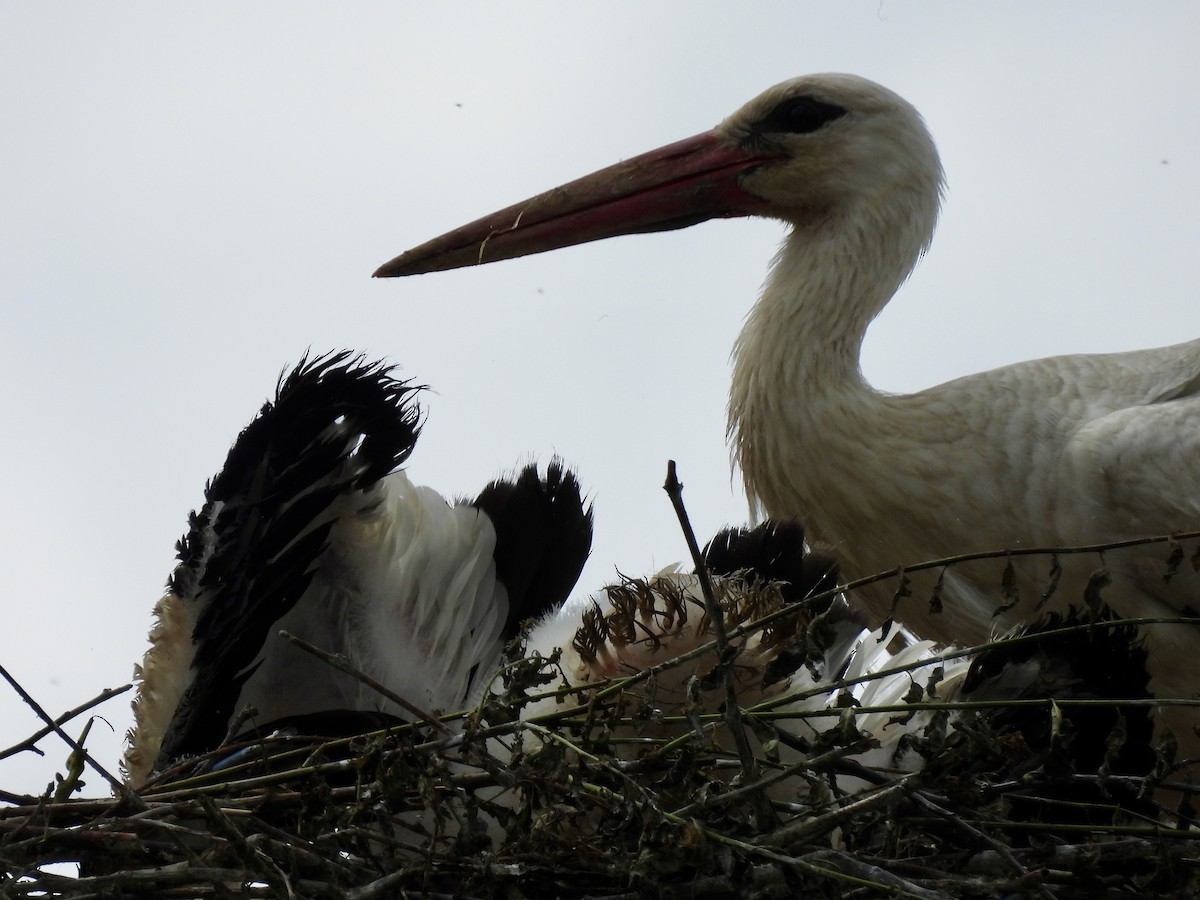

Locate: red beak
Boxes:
[374,130,780,278]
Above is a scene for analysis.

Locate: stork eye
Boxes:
[758,96,847,135]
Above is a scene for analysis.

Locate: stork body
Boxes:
[376,74,1200,738]
[125,353,593,787]
[736,288,1200,657]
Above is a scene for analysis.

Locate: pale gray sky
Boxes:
[2,3,1198,795]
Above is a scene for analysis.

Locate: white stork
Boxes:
[123,352,594,787]
[374,73,1200,752]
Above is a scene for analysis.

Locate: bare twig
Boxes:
[0,682,131,763]
[663,460,771,830]
[0,661,136,806]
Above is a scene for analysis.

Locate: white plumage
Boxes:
[125,353,593,787]
[236,470,510,724]
[375,73,1200,752]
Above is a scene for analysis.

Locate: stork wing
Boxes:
[1062,339,1200,542]
[148,353,422,771]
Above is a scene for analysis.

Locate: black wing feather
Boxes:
[472,460,594,640]
[155,352,422,768]
[701,520,839,607]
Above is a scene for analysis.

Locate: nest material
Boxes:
[4,586,1199,900]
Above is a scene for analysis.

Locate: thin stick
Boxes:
[0,682,131,762]
[0,661,136,805]
[903,783,1053,900]
[663,460,770,829]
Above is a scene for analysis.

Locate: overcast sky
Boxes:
[3,3,1198,796]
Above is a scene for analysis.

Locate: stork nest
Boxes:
[4,578,1200,900]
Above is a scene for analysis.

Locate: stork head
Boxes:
[375,74,944,278]
[718,74,943,236]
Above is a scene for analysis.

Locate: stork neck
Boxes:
[728,199,934,516]
[736,203,927,391]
